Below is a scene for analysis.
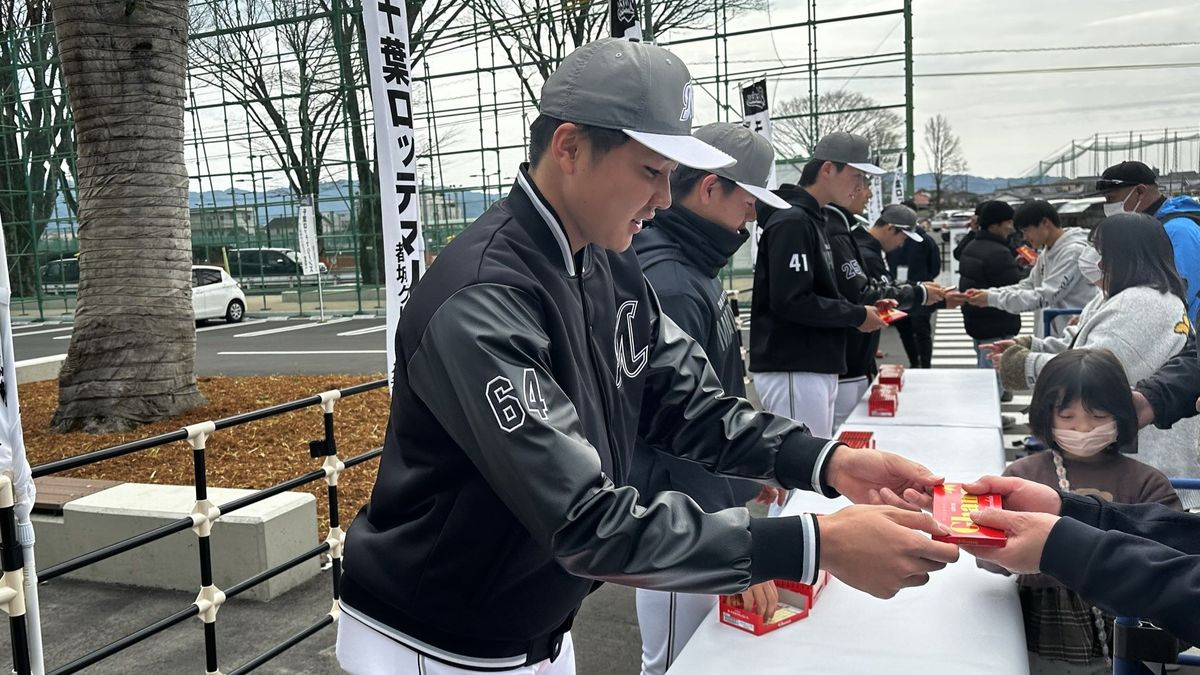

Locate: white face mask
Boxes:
[1102,189,1142,218]
[1077,246,1103,285]
[1053,420,1118,457]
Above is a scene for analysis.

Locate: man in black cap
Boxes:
[958,201,1023,379]
[1092,160,1200,322]
[884,206,945,369]
[336,39,958,675]
[749,131,889,447]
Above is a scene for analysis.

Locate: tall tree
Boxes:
[50,0,204,432]
[0,0,75,297]
[469,0,765,107]
[923,114,967,211]
[772,91,902,162]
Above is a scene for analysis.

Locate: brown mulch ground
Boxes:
[19,375,390,536]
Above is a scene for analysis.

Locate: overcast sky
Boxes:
[666,0,1200,178]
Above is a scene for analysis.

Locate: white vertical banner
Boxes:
[868,174,884,223]
[611,0,644,41]
[296,195,320,276]
[892,155,906,205]
[363,0,425,389]
[741,79,773,267]
[0,214,44,673]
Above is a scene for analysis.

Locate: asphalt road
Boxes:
[12,316,392,377]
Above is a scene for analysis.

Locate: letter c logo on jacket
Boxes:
[615,300,648,387]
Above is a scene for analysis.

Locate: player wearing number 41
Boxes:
[336,39,959,675]
[749,131,892,449]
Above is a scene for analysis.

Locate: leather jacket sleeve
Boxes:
[407,283,832,594]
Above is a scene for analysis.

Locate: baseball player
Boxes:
[337,39,959,675]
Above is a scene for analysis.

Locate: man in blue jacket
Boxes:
[1091,160,1200,322]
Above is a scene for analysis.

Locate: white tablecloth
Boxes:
[667,424,1029,674]
[844,368,1002,429]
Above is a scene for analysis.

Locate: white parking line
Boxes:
[336,324,387,337]
[218,350,386,356]
[197,319,269,333]
[12,326,73,337]
[53,334,72,340]
[234,318,353,338]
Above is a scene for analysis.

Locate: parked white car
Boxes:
[192,265,246,322]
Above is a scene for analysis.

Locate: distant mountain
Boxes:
[911,173,1067,194]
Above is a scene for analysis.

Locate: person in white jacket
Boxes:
[986,213,1200,508]
[964,200,1098,338]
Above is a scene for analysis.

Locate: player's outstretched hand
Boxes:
[817,505,960,599]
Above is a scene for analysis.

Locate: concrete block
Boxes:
[16,354,66,384]
[36,483,319,601]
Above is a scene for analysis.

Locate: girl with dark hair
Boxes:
[986,212,1200,508]
[994,348,1180,674]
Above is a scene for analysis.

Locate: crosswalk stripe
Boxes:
[337,324,388,337]
[12,326,73,337]
[235,318,353,338]
[197,319,268,333]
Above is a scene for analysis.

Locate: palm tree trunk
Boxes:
[50,0,204,433]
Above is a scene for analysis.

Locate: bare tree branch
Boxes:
[923,114,968,211]
[470,0,765,107]
[773,92,903,162]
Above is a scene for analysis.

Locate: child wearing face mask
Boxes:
[999,348,1180,674]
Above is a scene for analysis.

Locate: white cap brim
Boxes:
[849,161,886,176]
[739,182,791,210]
[623,129,736,170]
[900,228,922,242]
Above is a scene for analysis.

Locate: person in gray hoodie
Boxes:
[964,200,1097,338]
[989,213,1200,509]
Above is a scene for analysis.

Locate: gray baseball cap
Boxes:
[539,38,735,170]
[879,204,922,241]
[812,132,885,175]
[693,123,790,209]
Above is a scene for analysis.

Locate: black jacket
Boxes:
[887,229,942,317]
[1043,492,1200,643]
[630,206,760,511]
[340,167,841,669]
[957,229,1023,340]
[822,209,923,379]
[952,229,975,262]
[1137,334,1200,430]
[906,229,942,284]
[749,185,867,374]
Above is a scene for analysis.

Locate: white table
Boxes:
[844,368,1002,429]
[668,424,1029,674]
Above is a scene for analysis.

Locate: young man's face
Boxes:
[845,179,872,215]
[561,136,675,252]
[881,225,909,252]
[687,174,756,233]
[1019,220,1050,248]
[830,164,868,205]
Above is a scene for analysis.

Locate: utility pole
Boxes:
[904,0,915,197]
